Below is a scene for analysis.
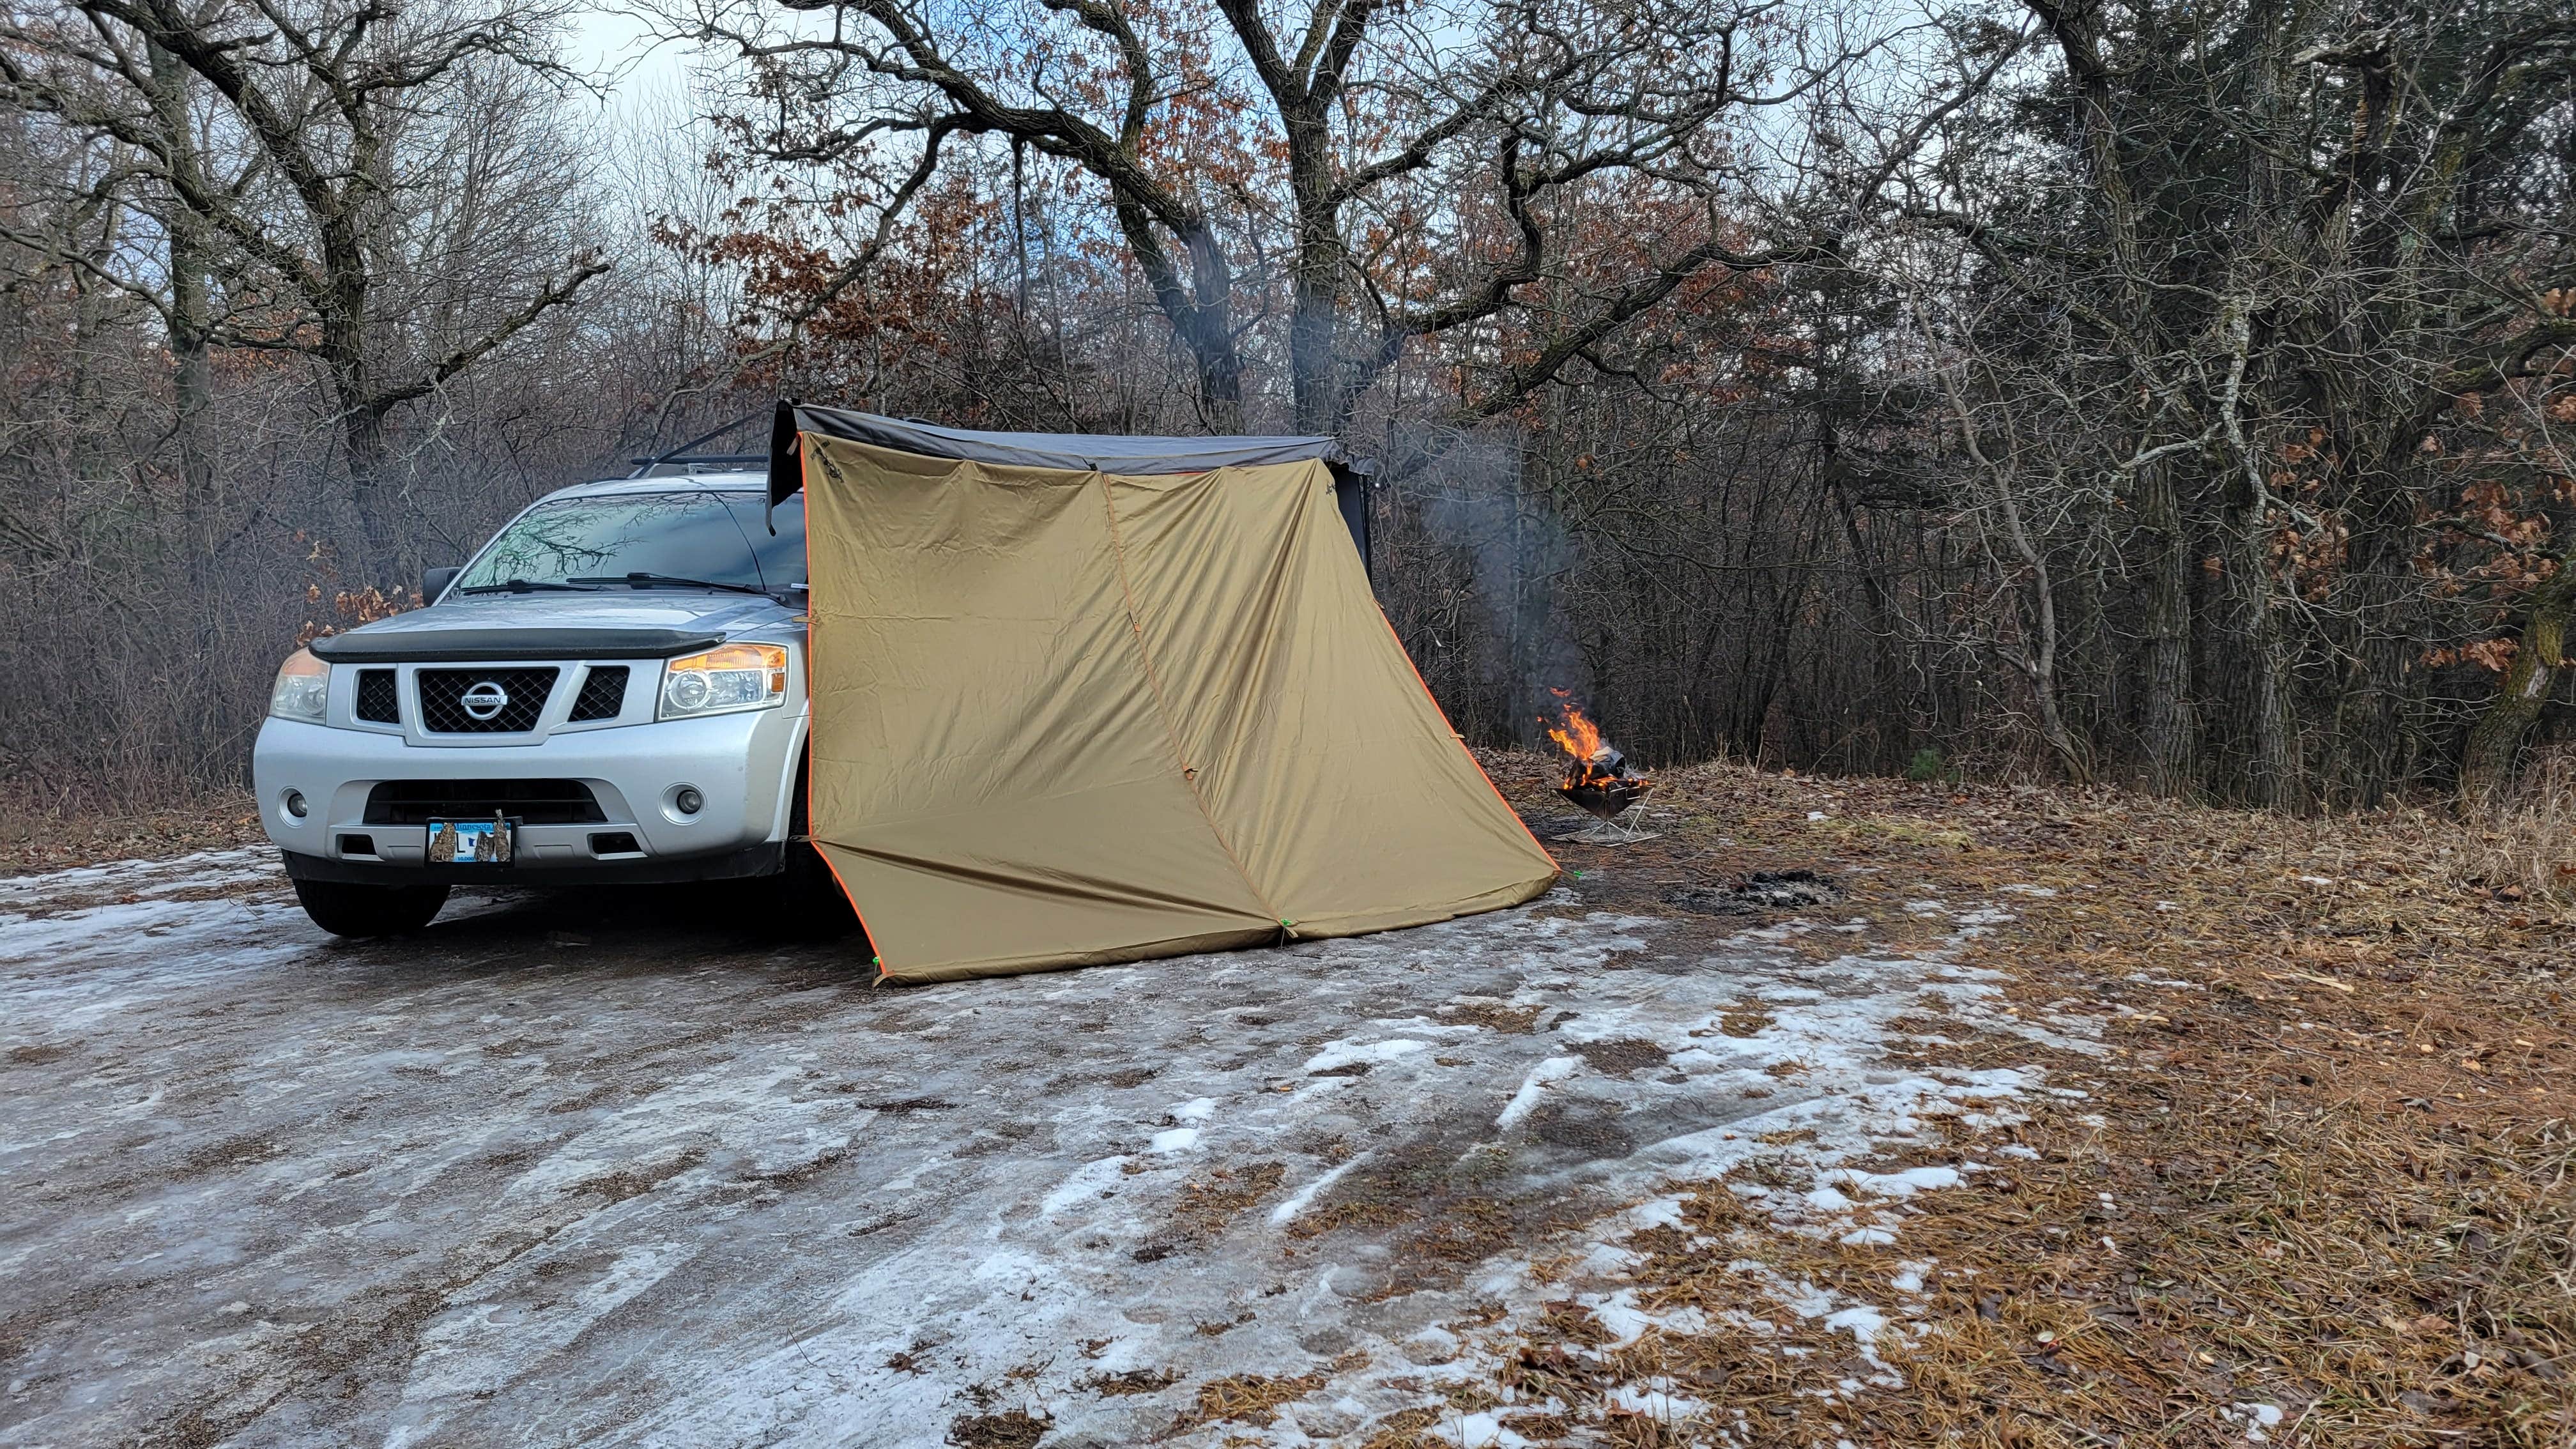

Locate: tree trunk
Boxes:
[1285,110,1343,436]
[1289,247,1339,434]
[2133,460,2196,795]
[318,239,399,576]
[2319,467,2419,808]
[1175,222,1244,433]
[2459,566,2573,809]
[1933,362,2089,782]
[1109,203,1245,433]
[2063,496,2111,753]
[148,42,218,601]
[1832,490,1908,772]
[2219,506,2303,808]
[342,399,401,578]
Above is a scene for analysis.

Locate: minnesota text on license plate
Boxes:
[426,819,514,863]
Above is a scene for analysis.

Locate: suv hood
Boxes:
[307,591,795,664]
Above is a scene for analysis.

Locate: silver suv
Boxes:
[253,466,839,937]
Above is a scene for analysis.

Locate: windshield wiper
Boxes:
[572,572,779,597]
[456,578,599,594]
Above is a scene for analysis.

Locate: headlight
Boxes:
[269,647,328,721]
[659,643,788,720]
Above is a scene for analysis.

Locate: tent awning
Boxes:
[769,399,1374,573]
[793,429,1554,983]
[768,400,1360,512]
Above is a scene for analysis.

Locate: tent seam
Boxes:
[796,435,891,976]
[1094,467,1289,930]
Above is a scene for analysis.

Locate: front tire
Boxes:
[293,878,450,937]
[763,753,859,940]
[765,838,858,939]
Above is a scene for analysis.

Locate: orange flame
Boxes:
[1545,703,1606,767]
[1541,695,1640,792]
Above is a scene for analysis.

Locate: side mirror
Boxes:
[422,565,461,603]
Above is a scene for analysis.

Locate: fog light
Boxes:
[674,786,703,816]
[283,789,308,820]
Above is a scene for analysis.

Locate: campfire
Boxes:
[1544,694,1653,838]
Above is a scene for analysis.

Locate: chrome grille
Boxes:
[355,669,400,724]
[568,666,629,722]
[417,668,556,733]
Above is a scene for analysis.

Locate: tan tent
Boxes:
[770,402,1559,984]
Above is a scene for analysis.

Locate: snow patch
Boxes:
[1041,1156,1130,1215]
[1825,1165,1964,1198]
[1269,1157,1365,1227]
[1,843,2105,1448]
[1437,1411,1530,1447]
[1302,1038,1429,1073]
[2227,1401,2286,1442]
[1606,1383,1703,1420]
[1495,1057,1583,1129]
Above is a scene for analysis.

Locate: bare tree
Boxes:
[1,0,611,569]
[657,0,2004,435]
[1899,0,2576,806]
[5,0,2570,819]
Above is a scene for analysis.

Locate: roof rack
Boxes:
[625,410,771,479]
[626,452,769,476]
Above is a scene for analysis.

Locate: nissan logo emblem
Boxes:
[459,680,510,721]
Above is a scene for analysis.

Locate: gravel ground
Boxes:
[0,836,2075,1448]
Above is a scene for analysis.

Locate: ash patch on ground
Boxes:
[1661,869,1842,916]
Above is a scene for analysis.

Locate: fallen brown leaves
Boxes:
[0,789,263,874]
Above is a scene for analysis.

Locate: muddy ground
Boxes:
[0,788,2075,1449]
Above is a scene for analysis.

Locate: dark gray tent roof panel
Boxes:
[769,400,1353,511]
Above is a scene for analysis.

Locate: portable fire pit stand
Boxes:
[1554,779,1660,845]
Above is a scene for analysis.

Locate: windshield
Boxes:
[454,491,804,593]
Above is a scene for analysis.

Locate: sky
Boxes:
[564,6,697,116]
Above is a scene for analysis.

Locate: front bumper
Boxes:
[253,706,804,883]
[278,842,785,886]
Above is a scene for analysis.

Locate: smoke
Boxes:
[1392,426,1588,747]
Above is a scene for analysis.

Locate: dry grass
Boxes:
[2453,744,2576,909]
[1081,1366,1180,1396]
[942,1407,1050,1448]
[1170,1162,1285,1239]
[1179,1370,1329,1429]
[1420,753,2576,1447]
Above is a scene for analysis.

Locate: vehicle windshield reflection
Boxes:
[454,491,806,594]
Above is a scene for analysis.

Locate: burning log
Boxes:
[1544,697,1652,823]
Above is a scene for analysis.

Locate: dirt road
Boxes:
[1,841,2071,1448]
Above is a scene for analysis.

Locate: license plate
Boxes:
[426,818,514,864]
